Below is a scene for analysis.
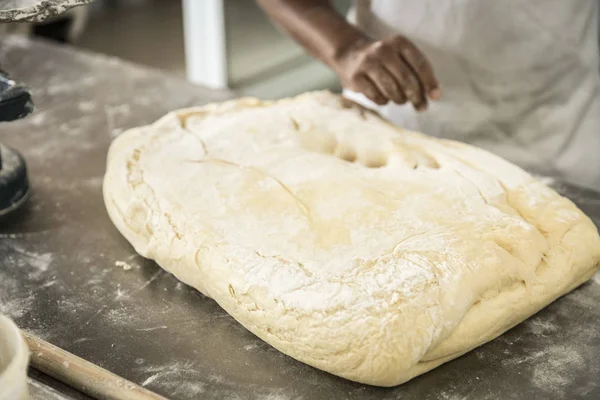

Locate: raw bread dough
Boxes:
[103,91,600,386]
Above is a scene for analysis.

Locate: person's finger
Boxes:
[352,74,387,105]
[379,52,424,108]
[394,37,440,100]
[366,65,406,105]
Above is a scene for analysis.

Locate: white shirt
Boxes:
[347,0,600,190]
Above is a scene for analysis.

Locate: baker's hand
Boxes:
[332,36,440,110]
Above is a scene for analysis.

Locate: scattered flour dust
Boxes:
[115,260,133,271]
[531,346,586,394]
[0,244,54,318]
[6,243,54,277]
[0,293,35,319]
[138,362,295,400]
[438,392,468,400]
[244,343,259,351]
[28,379,73,400]
[77,100,97,112]
[138,361,206,397]
[526,317,558,337]
[257,391,293,400]
[505,344,586,397]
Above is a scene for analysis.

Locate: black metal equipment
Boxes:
[0,1,92,220]
[0,71,34,218]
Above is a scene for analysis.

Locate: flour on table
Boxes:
[138,361,206,397]
[115,260,133,271]
[27,379,73,400]
[0,294,34,319]
[530,345,586,396]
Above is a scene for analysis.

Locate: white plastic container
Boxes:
[0,315,29,400]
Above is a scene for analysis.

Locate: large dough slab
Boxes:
[103,91,600,386]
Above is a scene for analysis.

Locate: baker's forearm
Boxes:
[256,0,440,109]
[256,0,367,68]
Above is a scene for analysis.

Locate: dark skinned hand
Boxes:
[332,36,441,110]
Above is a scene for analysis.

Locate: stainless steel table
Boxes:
[1,36,599,400]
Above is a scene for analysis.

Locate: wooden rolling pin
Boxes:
[22,331,168,400]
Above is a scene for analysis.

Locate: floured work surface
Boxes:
[104,91,600,386]
[2,37,600,399]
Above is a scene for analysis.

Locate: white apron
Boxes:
[346,0,600,191]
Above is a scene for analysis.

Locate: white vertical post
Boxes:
[182,0,228,89]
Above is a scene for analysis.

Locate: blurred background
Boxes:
[0,0,352,98]
[2,0,597,97]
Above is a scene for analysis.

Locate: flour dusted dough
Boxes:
[103,91,600,386]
